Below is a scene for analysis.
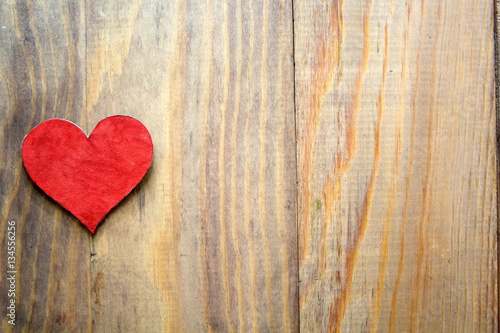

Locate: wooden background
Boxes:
[0,0,497,332]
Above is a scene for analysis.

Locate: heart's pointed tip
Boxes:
[81,219,98,234]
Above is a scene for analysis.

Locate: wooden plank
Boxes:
[294,0,498,332]
[85,0,297,331]
[0,0,90,332]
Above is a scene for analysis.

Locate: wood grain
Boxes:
[85,0,297,332]
[0,1,91,332]
[1,0,499,332]
[496,0,500,330]
[295,0,498,332]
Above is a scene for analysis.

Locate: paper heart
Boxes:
[22,116,153,233]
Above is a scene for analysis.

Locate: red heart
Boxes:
[22,116,153,233]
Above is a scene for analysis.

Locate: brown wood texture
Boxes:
[495,0,500,329]
[0,1,91,332]
[85,0,297,332]
[1,0,298,332]
[295,0,498,332]
[0,0,498,332]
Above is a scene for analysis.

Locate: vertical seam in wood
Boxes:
[291,0,300,331]
[494,0,500,330]
[84,0,93,332]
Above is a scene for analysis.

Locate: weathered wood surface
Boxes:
[1,0,298,332]
[0,0,498,332]
[86,0,297,332]
[495,0,500,329]
[0,1,91,332]
[295,0,498,332]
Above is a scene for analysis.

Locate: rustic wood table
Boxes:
[0,0,497,332]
